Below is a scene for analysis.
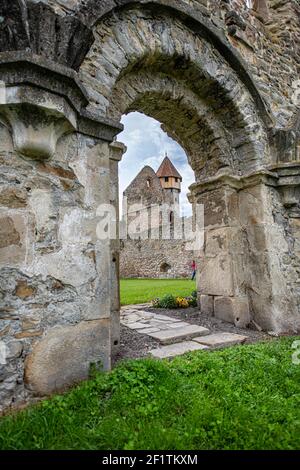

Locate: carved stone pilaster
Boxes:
[0,52,123,159]
[0,85,76,159]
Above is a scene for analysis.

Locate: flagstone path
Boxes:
[121,304,248,359]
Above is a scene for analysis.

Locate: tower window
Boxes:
[146,178,151,188]
[175,178,178,182]
[165,177,169,182]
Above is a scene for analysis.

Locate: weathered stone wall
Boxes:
[207,0,300,128]
[0,121,114,412]
[193,179,300,332]
[120,236,194,279]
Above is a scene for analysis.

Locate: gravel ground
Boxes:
[112,325,160,365]
[112,306,272,365]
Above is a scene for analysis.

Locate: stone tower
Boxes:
[156,155,182,206]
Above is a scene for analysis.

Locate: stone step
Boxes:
[148,324,210,345]
[150,341,209,359]
[192,332,248,348]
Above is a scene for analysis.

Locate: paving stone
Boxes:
[166,322,190,329]
[139,327,160,334]
[148,321,167,326]
[121,322,150,330]
[122,317,141,323]
[150,341,209,359]
[148,325,210,344]
[148,323,172,330]
[121,309,139,315]
[192,332,248,348]
[151,318,173,323]
[139,313,154,319]
[152,314,181,321]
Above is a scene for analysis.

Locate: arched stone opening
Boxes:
[78,3,299,335]
[0,0,299,412]
[160,262,171,273]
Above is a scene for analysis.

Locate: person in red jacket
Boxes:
[191,260,196,281]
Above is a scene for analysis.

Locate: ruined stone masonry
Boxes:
[0,0,299,413]
[120,156,194,279]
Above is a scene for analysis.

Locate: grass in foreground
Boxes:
[120,278,196,305]
[0,338,300,450]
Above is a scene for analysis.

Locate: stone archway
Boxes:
[0,0,299,413]
[77,2,298,334]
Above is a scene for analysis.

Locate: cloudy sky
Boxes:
[118,112,195,216]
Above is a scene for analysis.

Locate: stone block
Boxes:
[193,332,248,348]
[150,341,208,359]
[25,320,110,396]
[199,255,234,296]
[0,187,27,209]
[214,296,250,328]
[166,322,191,329]
[122,322,149,330]
[205,226,242,256]
[0,212,33,266]
[6,341,23,360]
[200,295,214,316]
[148,325,210,345]
[139,327,160,334]
[239,185,273,226]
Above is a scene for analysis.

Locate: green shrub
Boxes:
[157,294,177,309]
[151,298,161,308]
[152,291,197,308]
[186,296,197,307]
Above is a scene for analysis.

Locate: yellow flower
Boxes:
[176,296,189,308]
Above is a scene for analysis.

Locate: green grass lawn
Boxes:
[0,338,300,450]
[120,278,196,305]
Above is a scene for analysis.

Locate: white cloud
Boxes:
[118,112,195,215]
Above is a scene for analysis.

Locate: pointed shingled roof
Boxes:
[156,156,182,180]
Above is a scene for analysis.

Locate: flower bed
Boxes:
[152,291,197,309]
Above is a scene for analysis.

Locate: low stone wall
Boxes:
[120,239,193,279]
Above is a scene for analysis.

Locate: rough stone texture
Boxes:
[0,119,114,412]
[148,325,210,345]
[0,0,94,70]
[193,332,248,348]
[120,239,194,279]
[214,296,251,328]
[200,295,214,317]
[150,341,208,359]
[0,0,300,412]
[24,319,110,396]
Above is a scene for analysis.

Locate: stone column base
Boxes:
[214,296,250,328]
